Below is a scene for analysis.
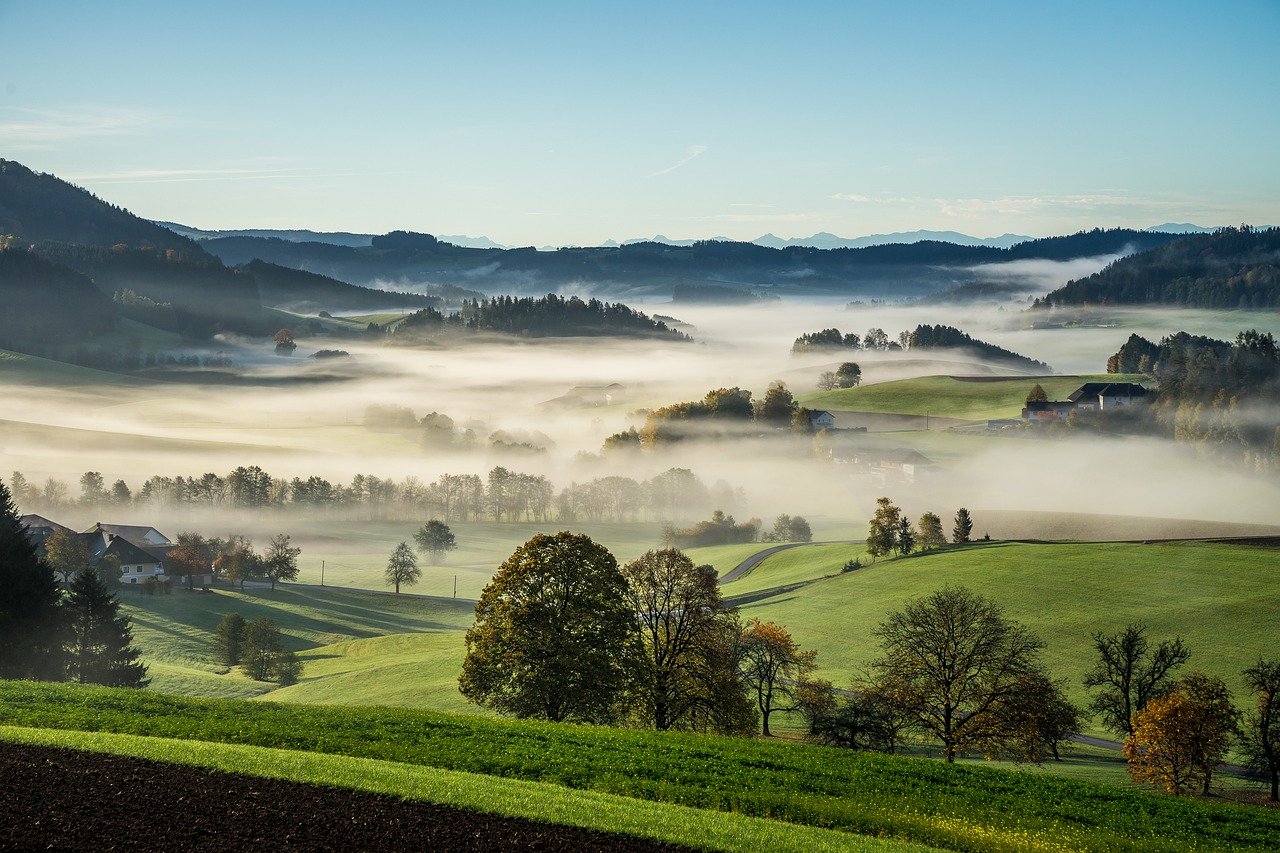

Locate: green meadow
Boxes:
[801,374,1147,420]
[741,541,1280,714]
[2,681,1278,852]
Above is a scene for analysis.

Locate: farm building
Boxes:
[1022,382,1150,421]
[18,516,211,587]
[808,410,837,430]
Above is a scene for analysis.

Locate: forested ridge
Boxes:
[1035,226,1280,309]
[0,159,200,253]
[394,294,688,340]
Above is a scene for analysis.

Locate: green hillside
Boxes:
[121,584,473,700]
[270,632,475,714]
[801,374,1146,420]
[3,680,1277,852]
[742,541,1280,714]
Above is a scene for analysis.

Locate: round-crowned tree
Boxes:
[460,532,636,723]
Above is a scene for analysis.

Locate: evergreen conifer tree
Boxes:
[0,482,66,680]
[64,567,149,688]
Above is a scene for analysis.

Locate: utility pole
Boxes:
[453,574,457,599]
[321,560,325,587]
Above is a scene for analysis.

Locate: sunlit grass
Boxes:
[0,726,911,853]
[2,681,1277,852]
[801,374,1146,420]
[742,541,1280,714]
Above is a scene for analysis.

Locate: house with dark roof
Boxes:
[83,522,172,547]
[1067,382,1150,411]
[17,515,208,587]
[18,514,73,557]
[1022,382,1150,421]
[82,528,167,585]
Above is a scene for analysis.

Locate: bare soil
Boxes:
[0,741,694,852]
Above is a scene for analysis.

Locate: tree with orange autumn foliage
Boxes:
[738,618,817,736]
[1123,672,1239,795]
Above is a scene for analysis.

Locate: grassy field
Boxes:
[742,541,1280,714]
[273,632,476,714]
[288,519,667,598]
[722,542,870,596]
[800,374,1147,420]
[682,542,779,574]
[0,726,904,853]
[2,681,1277,852]
[120,584,473,700]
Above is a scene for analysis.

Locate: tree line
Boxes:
[392,293,690,340]
[865,497,973,559]
[459,533,817,736]
[630,382,823,448]
[1034,226,1280,310]
[9,465,739,525]
[1101,328,1280,472]
[792,324,1048,371]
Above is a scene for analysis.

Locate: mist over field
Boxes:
[5,296,1279,541]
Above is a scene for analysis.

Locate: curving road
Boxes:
[718,542,812,584]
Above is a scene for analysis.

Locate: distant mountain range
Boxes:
[156,224,1080,252]
[157,222,509,250]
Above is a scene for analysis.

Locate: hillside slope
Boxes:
[0,160,201,253]
[1035,226,1280,309]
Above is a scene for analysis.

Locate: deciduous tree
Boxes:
[753,381,796,425]
[1123,673,1238,795]
[871,585,1048,762]
[214,541,260,591]
[460,532,635,723]
[835,362,862,388]
[385,542,421,593]
[866,497,900,560]
[240,617,301,684]
[165,533,212,590]
[738,618,817,736]
[1026,384,1048,403]
[1240,658,1280,801]
[45,528,91,584]
[64,567,148,688]
[917,512,947,549]
[621,550,752,733]
[262,534,301,590]
[1084,624,1190,736]
[413,519,457,565]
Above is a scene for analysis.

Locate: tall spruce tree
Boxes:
[953,508,974,544]
[64,567,149,688]
[0,481,66,680]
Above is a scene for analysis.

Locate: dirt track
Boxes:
[0,741,693,852]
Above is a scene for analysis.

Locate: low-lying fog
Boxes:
[2,294,1279,537]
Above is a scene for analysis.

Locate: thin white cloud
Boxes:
[830,192,920,204]
[0,107,155,148]
[651,144,708,177]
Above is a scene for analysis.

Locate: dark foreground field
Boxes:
[0,742,690,852]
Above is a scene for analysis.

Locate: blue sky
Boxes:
[1,0,1277,245]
